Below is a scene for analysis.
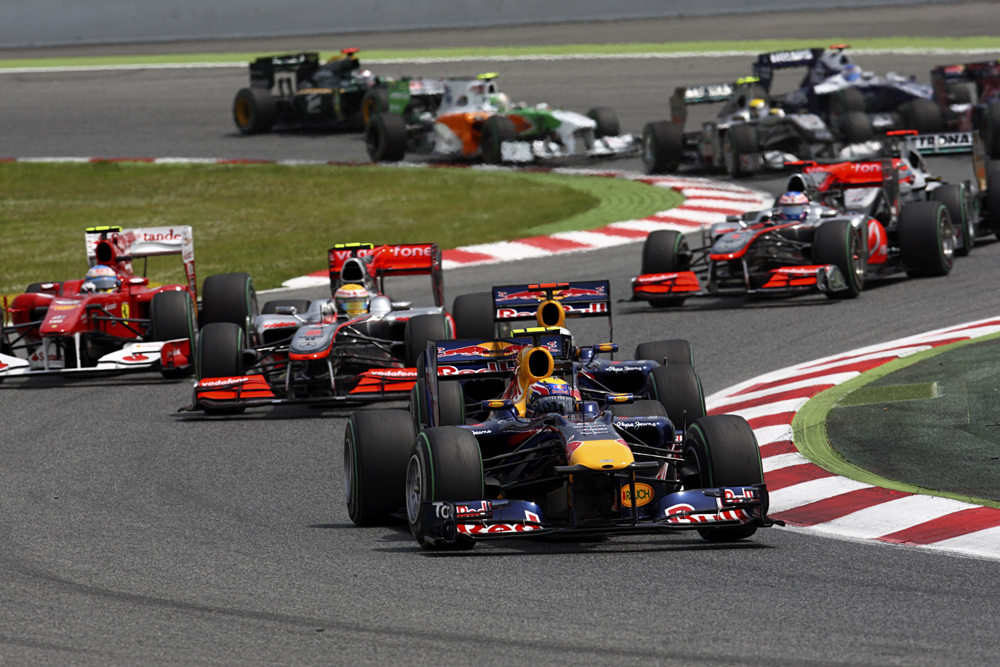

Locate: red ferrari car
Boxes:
[1,225,255,379]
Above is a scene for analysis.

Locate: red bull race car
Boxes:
[0,225,251,379]
[344,328,781,549]
[187,242,454,414]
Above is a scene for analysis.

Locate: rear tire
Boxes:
[232,87,277,135]
[345,409,417,526]
[987,172,1000,234]
[481,115,517,164]
[452,292,495,339]
[829,86,866,116]
[261,299,310,315]
[365,112,407,162]
[587,107,620,138]
[724,124,758,178]
[898,201,954,277]
[197,322,244,380]
[634,339,693,366]
[682,415,763,542]
[641,121,683,174]
[640,230,690,307]
[407,428,484,549]
[201,272,258,330]
[404,313,449,367]
[982,102,1000,160]
[841,111,873,144]
[813,218,866,298]
[647,365,706,431]
[150,290,197,378]
[932,183,974,256]
[900,98,945,134]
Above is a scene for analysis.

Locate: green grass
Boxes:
[2,36,998,70]
[0,162,680,294]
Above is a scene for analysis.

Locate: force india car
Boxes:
[1,226,254,379]
[231,49,445,134]
[188,242,454,413]
[641,77,859,177]
[752,45,979,156]
[632,140,958,307]
[344,328,781,549]
[444,280,707,429]
[365,74,636,164]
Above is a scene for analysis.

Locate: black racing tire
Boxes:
[201,272,258,331]
[634,339,693,366]
[724,124,758,178]
[410,375,430,432]
[404,313,449,367]
[640,230,690,307]
[841,111,873,144]
[829,86,866,116]
[608,399,668,418]
[988,172,1000,234]
[946,82,973,105]
[587,107,620,138]
[361,88,390,126]
[407,427,484,550]
[982,102,1000,160]
[481,115,517,164]
[150,290,198,378]
[196,322,244,381]
[261,299,311,316]
[232,87,277,135]
[365,112,407,162]
[682,414,763,542]
[813,218,866,299]
[898,201,955,277]
[900,98,945,134]
[641,121,683,174]
[438,380,466,426]
[345,409,417,526]
[647,364,706,432]
[932,183,974,256]
[452,292,495,339]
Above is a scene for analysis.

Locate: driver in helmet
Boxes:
[526,377,576,417]
[81,265,120,293]
[333,283,371,318]
[775,191,811,222]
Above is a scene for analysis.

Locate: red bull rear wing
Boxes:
[492,280,612,339]
[328,242,443,306]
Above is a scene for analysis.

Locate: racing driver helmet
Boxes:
[333,283,371,317]
[526,377,576,417]
[776,191,810,222]
[83,265,120,293]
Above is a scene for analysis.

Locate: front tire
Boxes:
[981,102,1000,160]
[587,107,620,138]
[365,112,407,162]
[404,313,449,367]
[647,364,706,431]
[345,409,417,526]
[150,290,198,377]
[932,183,974,256]
[407,428,484,549]
[899,98,945,134]
[361,88,389,126]
[898,201,954,277]
[640,230,690,307]
[682,415,763,542]
[813,218,866,298]
[481,115,517,164]
[641,121,683,174]
[201,272,258,330]
[723,124,758,178]
[634,339,693,366]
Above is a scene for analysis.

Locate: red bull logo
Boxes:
[436,341,519,358]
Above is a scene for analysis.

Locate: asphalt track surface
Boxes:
[4,6,1000,665]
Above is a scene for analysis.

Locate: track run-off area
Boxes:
[4,5,1000,665]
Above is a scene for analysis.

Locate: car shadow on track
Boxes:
[174,402,408,421]
[0,374,187,390]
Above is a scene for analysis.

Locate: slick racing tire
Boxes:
[813,218,866,299]
[150,290,198,378]
[647,364,706,432]
[587,107,620,138]
[232,87,277,135]
[345,409,416,526]
[841,111,873,144]
[988,172,1000,234]
[641,121,683,174]
[261,299,311,316]
[982,102,1000,160]
[640,230,690,307]
[932,183,975,256]
[899,98,945,134]
[829,86,866,116]
[407,427,484,550]
[723,124,758,179]
[452,292,495,339]
[197,322,247,415]
[361,88,389,126]
[635,339,694,366]
[201,272,258,331]
[682,415,763,542]
[608,399,667,418]
[404,313,449,367]
[899,201,955,277]
[481,115,517,164]
[410,375,465,430]
[366,112,407,162]
[946,83,973,105]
